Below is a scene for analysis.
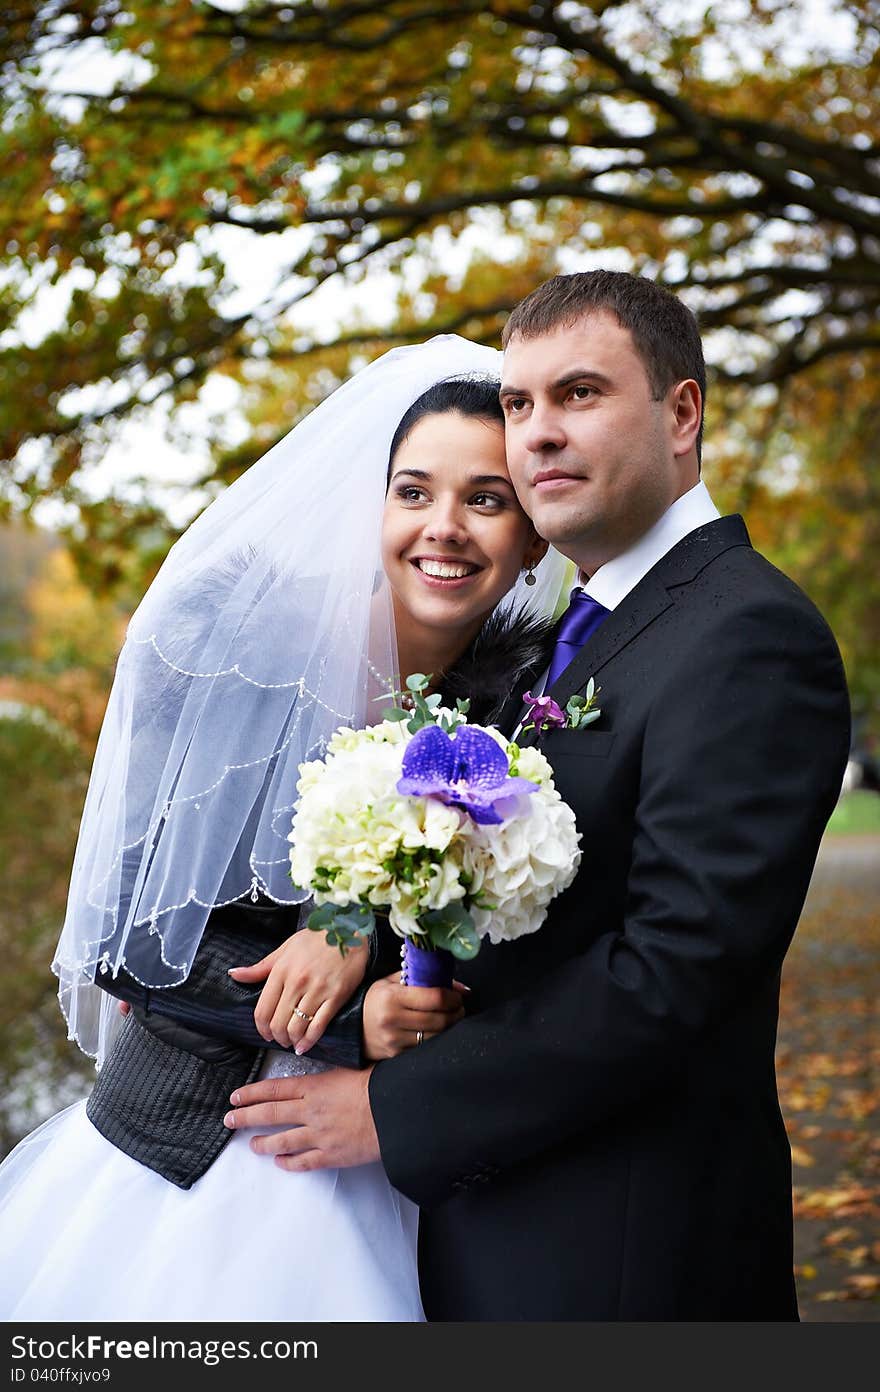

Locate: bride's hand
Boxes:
[229,931,369,1052]
[363,972,467,1061]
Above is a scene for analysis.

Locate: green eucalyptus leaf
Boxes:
[419,903,480,960]
[307,902,375,955]
[306,902,337,929]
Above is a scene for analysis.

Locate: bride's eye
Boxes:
[395,485,428,503]
[470,492,504,510]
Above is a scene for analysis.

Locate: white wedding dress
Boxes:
[0,1049,424,1322]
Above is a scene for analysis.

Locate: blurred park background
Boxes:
[0,0,877,1318]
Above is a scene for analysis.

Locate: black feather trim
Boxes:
[438,604,557,726]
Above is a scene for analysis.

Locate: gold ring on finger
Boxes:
[291,1005,314,1022]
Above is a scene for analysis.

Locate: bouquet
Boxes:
[288,677,583,987]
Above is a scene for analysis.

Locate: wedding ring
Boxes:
[416,1030,424,1045]
[291,1006,314,1022]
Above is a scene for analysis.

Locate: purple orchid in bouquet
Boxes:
[397,724,539,825]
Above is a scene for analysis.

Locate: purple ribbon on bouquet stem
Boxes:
[400,937,454,988]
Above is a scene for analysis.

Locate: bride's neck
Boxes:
[394,613,483,695]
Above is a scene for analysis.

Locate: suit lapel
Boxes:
[514,515,752,747]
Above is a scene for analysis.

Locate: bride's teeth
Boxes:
[418,560,476,579]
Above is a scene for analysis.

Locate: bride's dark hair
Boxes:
[387,375,503,477]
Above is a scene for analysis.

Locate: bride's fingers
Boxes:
[268,996,307,1048]
[362,975,466,1061]
[390,983,462,1012]
[388,1002,465,1034]
[404,1008,464,1036]
[258,975,304,1045]
[227,946,281,981]
[388,1021,446,1053]
[252,979,284,1042]
[283,995,324,1050]
[373,1007,464,1058]
[291,999,333,1054]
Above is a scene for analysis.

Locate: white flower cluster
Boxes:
[289,717,582,945]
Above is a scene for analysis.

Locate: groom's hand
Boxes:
[223,1067,380,1171]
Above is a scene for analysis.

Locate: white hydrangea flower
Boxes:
[509,744,555,788]
[463,784,581,943]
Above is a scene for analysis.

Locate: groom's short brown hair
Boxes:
[502,270,706,459]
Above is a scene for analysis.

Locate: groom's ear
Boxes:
[670,378,702,461]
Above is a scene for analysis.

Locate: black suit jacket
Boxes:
[369,515,851,1321]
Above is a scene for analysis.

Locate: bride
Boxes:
[0,335,567,1321]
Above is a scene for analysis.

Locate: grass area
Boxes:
[826,790,880,836]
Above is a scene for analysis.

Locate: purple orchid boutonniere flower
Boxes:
[397,724,539,825]
[521,692,567,734]
[521,678,602,736]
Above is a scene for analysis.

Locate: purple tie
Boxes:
[546,589,611,690]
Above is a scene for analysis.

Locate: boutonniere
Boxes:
[521,678,602,736]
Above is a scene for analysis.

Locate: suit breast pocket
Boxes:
[541,730,616,759]
[540,730,618,830]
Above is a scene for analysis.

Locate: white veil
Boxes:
[52,334,570,1063]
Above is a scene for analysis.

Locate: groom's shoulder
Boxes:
[677,514,843,655]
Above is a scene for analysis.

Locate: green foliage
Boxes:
[417,903,480,961]
[564,680,602,731]
[0,523,55,668]
[827,792,880,837]
[382,673,470,734]
[0,712,94,1155]
[306,900,375,955]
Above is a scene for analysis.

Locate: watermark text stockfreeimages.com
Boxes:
[10,1335,317,1370]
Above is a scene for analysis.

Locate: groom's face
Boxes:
[501,311,696,575]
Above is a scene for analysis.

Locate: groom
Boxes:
[227,271,851,1319]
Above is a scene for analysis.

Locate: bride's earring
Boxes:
[524,563,537,587]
